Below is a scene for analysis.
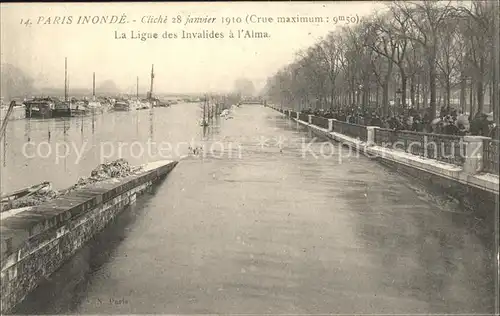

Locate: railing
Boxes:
[374,129,465,166]
[333,120,367,141]
[373,128,393,145]
[311,116,329,129]
[483,139,499,174]
[299,113,309,122]
[272,106,497,174]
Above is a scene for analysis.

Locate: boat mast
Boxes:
[67,73,70,103]
[92,71,96,132]
[64,57,68,102]
[203,94,206,122]
[150,64,154,101]
[208,96,212,122]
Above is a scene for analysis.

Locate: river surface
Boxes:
[1,104,202,192]
[7,104,496,314]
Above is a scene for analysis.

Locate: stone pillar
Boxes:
[328,119,334,132]
[308,115,312,124]
[331,119,339,133]
[366,126,380,146]
[463,136,489,175]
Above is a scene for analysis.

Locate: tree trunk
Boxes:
[476,80,484,114]
[401,69,407,109]
[470,80,474,114]
[350,79,356,106]
[416,82,420,111]
[429,58,437,120]
[376,85,380,110]
[445,79,451,108]
[331,87,335,108]
[385,61,394,116]
[382,82,389,117]
[489,83,493,113]
[364,86,370,112]
[423,84,428,108]
[410,75,416,108]
[460,75,466,112]
[477,56,485,114]
[416,75,421,111]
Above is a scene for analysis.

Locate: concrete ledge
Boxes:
[292,117,499,196]
[0,160,178,313]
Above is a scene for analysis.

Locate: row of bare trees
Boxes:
[264,1,499,121]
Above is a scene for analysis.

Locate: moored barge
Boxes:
[23,97,57,118]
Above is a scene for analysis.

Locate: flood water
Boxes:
[1,105,202,192]
[7,104,497,314]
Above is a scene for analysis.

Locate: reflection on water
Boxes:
[8,105,496,315]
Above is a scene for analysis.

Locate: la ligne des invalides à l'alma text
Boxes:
[114,29,270,41]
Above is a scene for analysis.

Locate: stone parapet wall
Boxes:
[290,116,499,197]
[0,160,177,314]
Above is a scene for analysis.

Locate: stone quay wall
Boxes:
[269,106,498,200]
[0,160,178,314]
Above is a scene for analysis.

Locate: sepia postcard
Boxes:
[0,1,499,315]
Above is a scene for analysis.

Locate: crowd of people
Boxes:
[300,105,498,139]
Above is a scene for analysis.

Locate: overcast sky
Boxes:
[1,2,384,94]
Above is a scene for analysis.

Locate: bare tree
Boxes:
[435,18,462,108]
[264,0,498,123]
[386,1,454,119]
[457,1,495,115]
[317,33,342,108]
[368,8,410,111]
